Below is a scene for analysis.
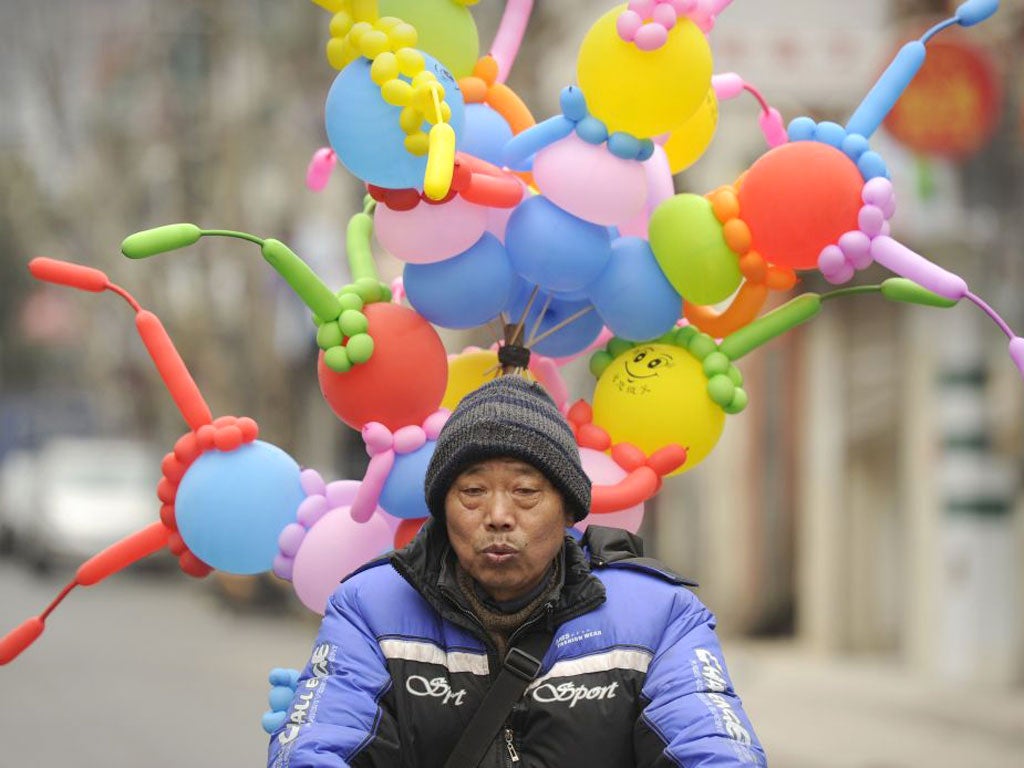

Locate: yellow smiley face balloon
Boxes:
[592,343,725,474]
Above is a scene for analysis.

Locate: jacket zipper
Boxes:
[506,601,554,649]
[503,727,520,763]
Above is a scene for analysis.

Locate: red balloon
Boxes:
[394,517,427,549]
[737,142,864,271]
[318,303,447,431]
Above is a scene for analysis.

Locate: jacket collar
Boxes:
[389,518,606,630]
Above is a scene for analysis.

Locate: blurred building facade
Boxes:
[1,0,1022,692]
[647,0,1024,690]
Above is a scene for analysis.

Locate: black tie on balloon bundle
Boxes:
[497,327,532,374]
[493,284,596,377]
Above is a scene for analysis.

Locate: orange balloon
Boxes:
[737,142,864,271]
[683,281,769,339]
[318,303,448,431]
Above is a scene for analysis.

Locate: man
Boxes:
[268,374,766,767]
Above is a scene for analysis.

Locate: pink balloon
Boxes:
[291,506,393,614]
[617,208,649,239]
[532,134,647,226]
[526,354,569,412]
[575,448,644,533]
[575,504,645,534]
[375,507,407,536]
[374,196,488,264]
[620,143,674,238]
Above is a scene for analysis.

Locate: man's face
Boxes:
[445,458,571,603]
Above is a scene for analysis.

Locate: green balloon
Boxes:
[649,194,743,306]
[316,321,344,350]
[324,346,352,373]
[121,223,201,259]
[346,334,375,364]
[380,0,479,79]
[880,278,958,308]
[707,374,735,408]
[339,309,369,337]
[724,387,748,415]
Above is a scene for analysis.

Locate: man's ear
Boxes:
[563,509,575,528]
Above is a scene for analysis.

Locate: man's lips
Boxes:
[482,544,518,554]
[481,544,518,563]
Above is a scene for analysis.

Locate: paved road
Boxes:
[3,558,1023,768]
[725,641,1024,768]
[0,559,316,768]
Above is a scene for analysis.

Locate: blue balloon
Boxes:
[404,233,514,329]
[814,121,847,149]
[460,103,514,167]
[175,441,304,575]
[547,286,591,302]
[505,279,603,358]
[325,54,465,190]
[268,685,295,712]
[380,443,435,520]
[261,710,287,735]
[589,237,682,341]
[505,196,612,293]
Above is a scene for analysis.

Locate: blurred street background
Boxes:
[1,1,1023,766]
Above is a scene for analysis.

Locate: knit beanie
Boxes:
[425,375,591,523]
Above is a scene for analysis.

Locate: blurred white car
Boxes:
[1,438,163,572]
[0,449,37,555]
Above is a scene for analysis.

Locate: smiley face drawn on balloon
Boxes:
[621,345,676,382]
[593,342,725,473]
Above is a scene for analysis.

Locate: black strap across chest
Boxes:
[442,626,553,768]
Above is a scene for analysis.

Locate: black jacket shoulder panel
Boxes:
[582,525,698,587]
[601,558,698,587]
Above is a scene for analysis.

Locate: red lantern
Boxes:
[882,27,1002,159]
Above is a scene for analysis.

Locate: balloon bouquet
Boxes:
[2,0,1018,699]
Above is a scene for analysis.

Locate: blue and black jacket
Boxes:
[267,521,766,767]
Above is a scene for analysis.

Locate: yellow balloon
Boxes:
[576,4,713,139]
[309,0,345,12]
[663,88,718,174]
[443,351,538,410]
[592,343,724,474]
[423,122,456,200]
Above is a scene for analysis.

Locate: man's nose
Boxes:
[484,494,516,528]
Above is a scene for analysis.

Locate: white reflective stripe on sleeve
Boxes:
[527,647,653,690]
[378,638,490,676]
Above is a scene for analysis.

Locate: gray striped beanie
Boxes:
[425,375,591,523]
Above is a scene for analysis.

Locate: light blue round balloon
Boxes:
[460,103,514,167]
[380,443,435,520]
[505,196,612,293]
[588,237,682,341]
[325,53,466,190]
[404,233,513,329]
[175,441,304,575]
